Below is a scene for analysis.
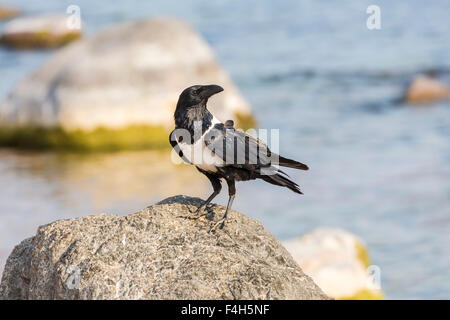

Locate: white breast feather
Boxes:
[178,116,224,173]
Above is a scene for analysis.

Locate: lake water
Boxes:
[1,0,450,299]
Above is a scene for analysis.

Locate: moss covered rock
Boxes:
[282,228,384,300]
[0,18,255,151]
[0,14,81,49]
[0,125,169,152]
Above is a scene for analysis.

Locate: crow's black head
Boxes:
[176,84,224,110]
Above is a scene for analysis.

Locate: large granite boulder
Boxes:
[283,228,384,300]
[0,196,328,300]
[0,18,255,150]
[0,13,81,49]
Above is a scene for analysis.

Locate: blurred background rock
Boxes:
[0,4,19,21]
[0,13,81,49]
[283,228,384,300]
[0,18,255,150]
[0,0,449,299]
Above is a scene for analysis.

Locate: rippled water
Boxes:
[1,0,450,299]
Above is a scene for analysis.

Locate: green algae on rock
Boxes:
[0,108,255,151]
[355,240,371,269]
[0,30,81,49]
[0,125,169,151]
[0,14,82,49]
[235,111,258,131]
[341,288,385,300]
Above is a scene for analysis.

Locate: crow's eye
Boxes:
[192,89,200,96]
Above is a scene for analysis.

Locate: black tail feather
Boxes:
[261,172,303,194]
[278,156,309,170]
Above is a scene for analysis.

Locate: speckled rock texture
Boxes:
[0,195,329,300]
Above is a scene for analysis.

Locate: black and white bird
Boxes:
[170,84,308,229]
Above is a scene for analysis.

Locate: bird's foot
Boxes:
[179,204,208,220]
[190,206,204,215]
[209,218,226,232]
[177,213,205,220]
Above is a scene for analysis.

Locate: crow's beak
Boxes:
[200,85,224,99]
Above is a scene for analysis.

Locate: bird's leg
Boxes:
[181,191,219,220]
[192,189,219,215]
[210,178,235,231]
[189,173,222,216]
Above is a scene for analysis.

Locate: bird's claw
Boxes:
[194,205,208,215]
[179,204,207,220]
[193,206,204,214]
[178,213,205,220]
[209,218,226,232]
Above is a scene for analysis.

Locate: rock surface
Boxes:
[404,75,450,103]
[0,5,20,20]
[282,228,383,300]
[0,18,254,132]
[0,13,81,49]
[0,195,328,300]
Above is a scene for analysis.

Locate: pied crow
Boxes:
[170,85,308,229]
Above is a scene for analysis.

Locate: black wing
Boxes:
[204,123,273,172]
[204,123,307,194]
[204,123,309,172]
